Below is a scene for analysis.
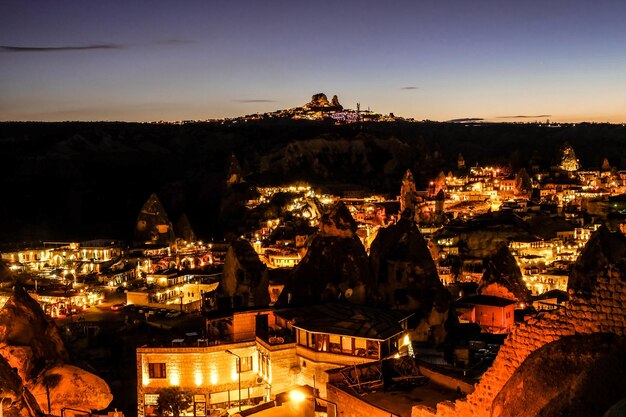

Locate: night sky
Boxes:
[2,0,626,122]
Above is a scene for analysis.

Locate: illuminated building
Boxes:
[137,304,412,415]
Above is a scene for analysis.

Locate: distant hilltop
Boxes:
[232,93,408,124]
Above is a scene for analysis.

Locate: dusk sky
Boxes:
[2,0,626,122]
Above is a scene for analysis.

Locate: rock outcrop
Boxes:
[370,215,453,343]
[492,333,626,417]
[278,202,374,306]
[318,201,357,238]
[433,211,537,258]
[304,93,343,110]
[0,355,40,417]
[174,213,196,242]
[400,169,419,216]
[560,142,580,172]
[0,287,112,416]
[568,225,626,296]
[478,244,531,303]
[221,239,268,307]
[134,193,176,245]
[0,286,68,379]
[30,365,113,416]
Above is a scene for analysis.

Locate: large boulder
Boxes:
[30,364,113,415]
[491,333,626,417]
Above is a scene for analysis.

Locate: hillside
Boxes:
[1,119,626,242]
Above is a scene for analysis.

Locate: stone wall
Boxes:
[413,271,626,417]
[417,364,475,395]
[256,338,299,396]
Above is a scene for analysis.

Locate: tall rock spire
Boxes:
[134,193,176,245]
[400,169,418,216]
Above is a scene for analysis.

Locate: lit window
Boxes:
[239,356,253,373]
[148,363,166,379]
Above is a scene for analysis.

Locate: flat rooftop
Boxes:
[356,380,463,417]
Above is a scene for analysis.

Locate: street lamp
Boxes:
[225,350,242,411]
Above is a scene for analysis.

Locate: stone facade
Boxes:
[137,342,264,417]
[412,269,626,417]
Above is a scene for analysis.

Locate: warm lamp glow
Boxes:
[289,390,307,403]
[169,370,180,386]
[194,370,203,386]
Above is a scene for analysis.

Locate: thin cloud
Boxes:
[447,117,485,123]
[234,99,277,103]
[153,39,195,46]
[497,114,551,119]
[0,44,123,53]
[401,86,418,90]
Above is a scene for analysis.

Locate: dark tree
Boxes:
[156,387,192,417]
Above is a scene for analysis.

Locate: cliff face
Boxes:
[258,134,415,183]
[278,202,374,306]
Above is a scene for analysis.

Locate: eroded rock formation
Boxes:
[568,225,626,296]
[478,244,531,303]
[221,239,268,307]
[491,333,626,417]
[278,202,374,305]
[0,286,68,379]
[134,193,176,245]
[0,287,112,417]
[370,215,453,344]
[30,365,113,416]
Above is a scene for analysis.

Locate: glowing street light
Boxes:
[288,388,337,417]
